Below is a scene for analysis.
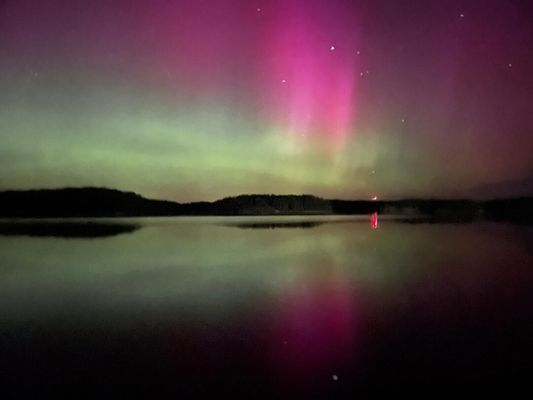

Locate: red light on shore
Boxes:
[371,196,378,201]
[370,212,378,229]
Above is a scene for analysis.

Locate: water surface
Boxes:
[1,216,532,396]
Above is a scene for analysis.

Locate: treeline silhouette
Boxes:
[0,187,531,223]
[0,221,139,238]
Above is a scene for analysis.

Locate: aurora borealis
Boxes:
[0,0,531,201]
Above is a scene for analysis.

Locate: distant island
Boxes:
[0,187,531,223]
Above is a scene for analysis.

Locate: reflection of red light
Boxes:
[370,212,378,229]
[268,273,360,382]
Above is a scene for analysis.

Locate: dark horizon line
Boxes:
[1,186,531,204]
[1,186,531,224]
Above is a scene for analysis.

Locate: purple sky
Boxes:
[0,0,532,200]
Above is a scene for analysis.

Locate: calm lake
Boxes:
[1,216,532,396]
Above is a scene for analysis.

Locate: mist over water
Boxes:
[1,216,532,396]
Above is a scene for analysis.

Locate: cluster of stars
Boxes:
[277,42,371,85]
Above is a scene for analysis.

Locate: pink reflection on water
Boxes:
[269,270,360,380]
[370,212,378,229]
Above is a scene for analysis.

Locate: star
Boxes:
[257,7,261,12]
[330,45,336,51]
[508,63,513,68]
[401,118,405,123]
[372,170,376,174]
[460,13,465,18]
[356,50,361,55]
[281,79,286,83]
[332,374,339,381]
[359,72,364,76]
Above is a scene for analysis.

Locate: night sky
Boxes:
[0,0,532,201]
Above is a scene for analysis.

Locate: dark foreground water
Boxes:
[1,216,532,397]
